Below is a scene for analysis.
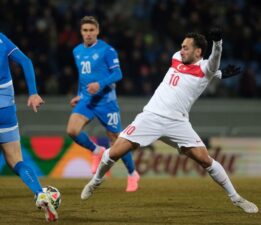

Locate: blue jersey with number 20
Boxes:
[73,39,121,106]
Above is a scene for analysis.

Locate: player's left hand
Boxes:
[87,82,100,95]
[221,64,242,79]
[209,27,222,42]
[27,94,44,112]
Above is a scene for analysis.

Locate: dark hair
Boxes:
[80,16,99,28]
[185,32,208,57]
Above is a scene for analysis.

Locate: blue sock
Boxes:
[72,131,96,151]
[121,151,135,174]
[13,161,43,195]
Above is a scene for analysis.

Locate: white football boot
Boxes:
[233,197,258,213]
[81,179,103,200]
[36,192,58,222]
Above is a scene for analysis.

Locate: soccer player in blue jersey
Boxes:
[0,32,58,221]
[66,16,140,192]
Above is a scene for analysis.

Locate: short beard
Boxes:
[182,59,193,65]
[182,54,196,64]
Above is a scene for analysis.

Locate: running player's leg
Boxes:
[0,106,58,221]
[67,113,105,174]
[95,101,137,173]
[0,106,43,195]
[81,137,135,200]
[67,100,104,154]
[2,141,42,195]
[106,131,140,192]
[81,111,161,199]
[96,101,140,191]
[1,141,58,221]
[165,118,258,213]
[183,146,258,213]
[67,113,96,150]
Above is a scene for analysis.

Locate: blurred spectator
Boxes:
[0,0,260,98]
[239,67,258,98]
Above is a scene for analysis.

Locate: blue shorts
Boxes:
[0,105,20,143]
[73,100,122,133]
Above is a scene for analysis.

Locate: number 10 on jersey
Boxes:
[169,74,180,86]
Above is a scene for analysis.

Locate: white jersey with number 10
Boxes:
[144,42,222,120]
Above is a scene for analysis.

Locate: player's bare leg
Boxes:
[1,141,23,168]
[183,146,258,213]
[67,113,106,173]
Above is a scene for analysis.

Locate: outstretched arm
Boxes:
[206,27,223,75]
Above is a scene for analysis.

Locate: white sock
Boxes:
[93,149,115,181]
[93,145,101,154]
[129,171,136,176]
[206,160,240,202]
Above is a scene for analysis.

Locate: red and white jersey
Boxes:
[144,41,222,120]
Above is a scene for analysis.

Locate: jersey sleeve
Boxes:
[0,33,18,55]
[203,40,222,78]
[213,70,222,79]
[104,47,120,70]
[98,47,122,90]
[9,46,37,95]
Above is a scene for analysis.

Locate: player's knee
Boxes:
[200,158,212,169]
[66,127,80,137]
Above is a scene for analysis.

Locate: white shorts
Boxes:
[119,111,205,149]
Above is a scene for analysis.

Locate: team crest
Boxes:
[92,53,99,60]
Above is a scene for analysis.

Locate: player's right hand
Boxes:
[27,94,44,112]
[70,96,80,107]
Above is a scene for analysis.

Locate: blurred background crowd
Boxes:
[1,0,260,97]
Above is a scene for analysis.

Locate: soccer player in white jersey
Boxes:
[80,28,258,214]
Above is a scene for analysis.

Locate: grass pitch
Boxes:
[0,177,260,225]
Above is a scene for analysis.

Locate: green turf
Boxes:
[0,177,260,225]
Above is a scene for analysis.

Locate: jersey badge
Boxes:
[92,53,99,60]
